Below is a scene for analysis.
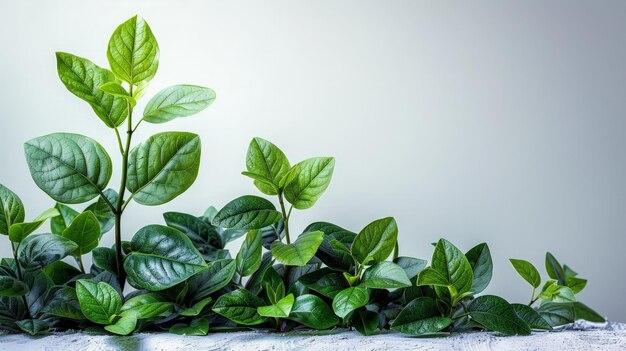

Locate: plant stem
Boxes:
[277,192,291,244]
[528,287,539,306]
[76,255,86,274]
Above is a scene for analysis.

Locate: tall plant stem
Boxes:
[278,192,291,244]
[114,85,134,288]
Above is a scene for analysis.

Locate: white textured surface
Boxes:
[0,322,624,351]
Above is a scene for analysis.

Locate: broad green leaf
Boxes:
[394,256,427,280]
[124,225,208,291]
[75,280,122,325]
[288,294,339,329]
[134,81,149,100]
[467,295,531,335]
[105,313,137,335]
[563,264,578,279]
[127,132,201,205]
[352,309,379,336]
[163,211,221,249]
[351,217,398,265]
[107,15,159,84]
[566,277,587,294]
[332,286,369,318]
[92,247,117,273]
[430,239,473,296]
[121,293,173,319]
[50,203,79,235]
[391,297,451,335]
[510,259,541,288]
[465,243,492,294]
[16,319,49,335]
[84,189,117,234]
[180,297,212,317]
[361,262,411,289]
[261,219,285,249]
[0,276,29,297]
[187,259,237,302]
[43,287,84,320]
[212,289,267,325]
[299,268,348,298]
[24,270,52,316]
[537,301,604,326]
[62,211,101,254]
[258,293,294,318]
[24,133,112,204]
[99,81,136,106]
[212,195,282,230]
[511,303,552,330]
[271,231,324,266]
[9,208,59,243]
[307,222,356,270]
[545,252,566,285]
[0,184,25,235]
[244,137,291,195]
[283,157,335,209]
[18,234,78,270]
[143,85,215,123]
[169,318,209,336]
[42,261,82,285]
[236,230,262,276]
[261,267,285,304]
[55,52,128,128]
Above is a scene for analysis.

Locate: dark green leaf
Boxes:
[0,276,28,297]
[236,230,262,276]
[467,295,531,335]
[16,319,49,335]
[510,259,541,289]
[92,247,117,273]
[163,211,221,249]
[511,303,552,330]
[169,318,209,336]
[212,289,267,325]
[391,297,451,335]
[288,294,339,329]
[394,256,427,280]
[43,286,84,320]
[465,243,492,294]
[299,268,348,299]
[352,217,398,265]
[545,252,566,285]
[18,234,78,270]
[430,239,473,296]
[42,261,82,285]
[84,189,117,234]
[188,259,236,303]
[76,279,122,325]
[352,309,379,336]
[180,297,212,317]
[212,195,281,230]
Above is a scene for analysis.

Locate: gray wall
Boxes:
[1,0,624,320]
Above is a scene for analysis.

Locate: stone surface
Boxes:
[0,321,624,351]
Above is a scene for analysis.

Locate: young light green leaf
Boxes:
[127,132,201,205]
[18,234,78,270]
[288,294,339,329]
[107,15,159,84]
[24,133,112,204]
[466,243,492,294]
[124,225,208,291]
[56,52,128,128]
[143,85,215,123]
[9,208,59,243]
[120,293,173,319]
[62,211,101,254]
[169,318,209,336]
[212,289,267,325]
[351,217,398,265]
[332,286,369,318]
[212,195,282,230]
[430,239,473,296]
[271,231,324,266]
[361,261,411,289]
[566,277,587,294]
[244,137,291,195]
[99,82,136,106]
[467,295,531,335]
[0,184,25,235]
[257,293,295,318]
[510,259,541,288]
[283,157,335,209]
[417,267,450,287]
[236,230,262,276]
[104,312,138,335]
[75,279,122,325]
[391,297,451,335]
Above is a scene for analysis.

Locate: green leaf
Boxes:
[361,262,411,289]
[288,294,339,329]
[169,318,209,336]
[0,276,29,297]
[163,211,221,249]
[510,259,541,288]
[62,211,101,254]
[124,225,208,291]
[511,303,552,330]
[258,293,294,318]
[283,157,335,209]
[55,52,128,128]
[42,261,82,285]
[244,137,291,195]
[394,256,427,280]
[121,293,173,319]
[107,15,159,84]
[8,208,59,243]
[429,239,473,296]
[180,297,212,317]
[99,82,136,106]
[212,195,282,230]
[16,319,49,335]
[24,133,112,204]
[236,230,262,276]
[351,217,398,265]
[352,309,379,336]
[84,189,117,234]
[545,252,566,285]
[43,287,84,320]
[187,259,237,302]
[104,313,138,335]
[391,297,451,335]
[566,277,587,294]
[299,268,348,299]
[537,301,605,326]
[143,85,216,123]
[538,280,576,302]
[212,289,267,325]
[18,234,78,270]
[261,267,285,304]
[307,222,356,270]
[50,203,79,235]
[467,295,531,335]
[127,132,201,205]
[271,231,324,266]
[465,243,492,294]
[92,247,117,273]
[76,280,122,325]
[332,286,369,318]
[0,184,25,235]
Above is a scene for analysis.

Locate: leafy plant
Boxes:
[0,15,606,337]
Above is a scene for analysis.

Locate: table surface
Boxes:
[0,321,624,351]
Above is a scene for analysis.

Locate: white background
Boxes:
[0,0,624,320]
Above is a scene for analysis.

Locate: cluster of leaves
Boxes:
[0,15,605,337]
